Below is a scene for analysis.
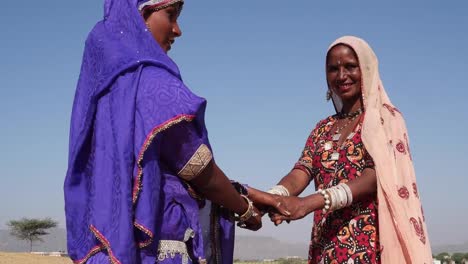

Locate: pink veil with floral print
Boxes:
[327,36,432,263]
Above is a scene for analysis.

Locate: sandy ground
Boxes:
[0,252,72,264]
[0,252,307,264]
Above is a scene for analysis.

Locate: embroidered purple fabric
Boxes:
[64,0,234,263]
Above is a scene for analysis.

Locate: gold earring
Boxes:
[326,90,332,101]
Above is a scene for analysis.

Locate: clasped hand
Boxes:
[247,188,314,227]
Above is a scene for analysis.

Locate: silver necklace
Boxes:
[332,113,360,141]
[328,111,362,161]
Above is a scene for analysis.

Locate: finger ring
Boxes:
[239,223,246,228]
[252,212,258,217]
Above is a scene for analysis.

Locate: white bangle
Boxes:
[337,185,348,208]
[334,185,346,209]
[267,185,290,197]
[329,187,340,211]
[339,183,353,207]
[325,185,350,212]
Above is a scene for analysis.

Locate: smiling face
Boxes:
[144,3,183,53]
[326,44,362,106]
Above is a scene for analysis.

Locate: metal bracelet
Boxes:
[235,195,254,222]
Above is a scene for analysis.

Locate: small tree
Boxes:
[7,217,58,252]
[452,253,465,264]
[436,252,451,261]
[278,258,306,264]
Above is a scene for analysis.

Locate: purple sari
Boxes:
[64,0,235,263]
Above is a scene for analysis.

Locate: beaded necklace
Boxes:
[336,108,363,119]
[331,108,363,141]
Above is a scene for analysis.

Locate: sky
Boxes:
[0,0,467,248]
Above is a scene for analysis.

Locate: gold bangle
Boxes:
[235,195,253,222]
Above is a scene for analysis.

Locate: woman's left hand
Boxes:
[269,195,314,225]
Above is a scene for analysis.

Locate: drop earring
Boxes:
[145,22,151,32]
[326,90,332,101]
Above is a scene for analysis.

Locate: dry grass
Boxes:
[0,252,72,264]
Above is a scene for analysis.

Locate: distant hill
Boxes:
[234,235,307,260]
[1,228,466,259]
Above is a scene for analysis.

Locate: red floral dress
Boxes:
[294,116,380,264]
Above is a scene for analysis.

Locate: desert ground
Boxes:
[0,252,72,264]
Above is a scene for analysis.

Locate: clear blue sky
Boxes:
[0,0,467,247]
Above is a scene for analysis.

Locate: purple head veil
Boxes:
[68,0,180,163]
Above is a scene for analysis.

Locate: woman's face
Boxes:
[144,4,182,53]
[326,44,362,104]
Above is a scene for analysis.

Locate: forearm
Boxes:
[317,168,377,212]
[190,161,248,215]
[346,168,377,202]
[246,187,269,204]
[276,169,311,196]
[298,168,376,214]
[269,193,325,222]
[270,168,377,222]
[302,193,325,214]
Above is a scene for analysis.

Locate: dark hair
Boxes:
[142,2,184,20]
[326,43,358,63]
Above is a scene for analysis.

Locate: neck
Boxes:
[341,98,362,114]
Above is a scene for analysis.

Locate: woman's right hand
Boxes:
[268,196,308,225]
[269,194,324,225]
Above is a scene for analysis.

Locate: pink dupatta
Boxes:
[327,36,433,263]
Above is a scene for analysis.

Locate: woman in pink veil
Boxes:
[250,36,432,263]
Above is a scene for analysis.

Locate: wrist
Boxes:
[234,195,254,222]
[236,198,249,215]
[245,187,258,201]
[267,184,290,197]
[304,193,325,214]
[317,183,353,213]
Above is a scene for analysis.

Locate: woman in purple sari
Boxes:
[63,0,274,263]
